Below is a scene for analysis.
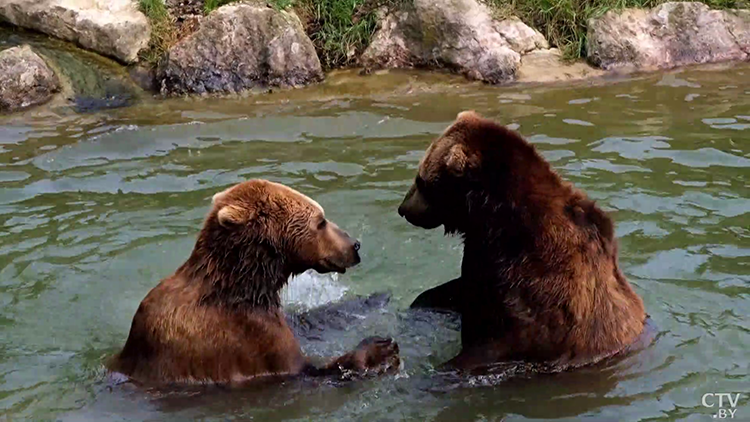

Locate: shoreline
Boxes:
[0,0,748,113]
[2,61,748,121]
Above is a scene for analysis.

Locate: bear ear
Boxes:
[445,144,476,174]
[456,110,481,122]
[212,188,230,204]
[217,204,254,227]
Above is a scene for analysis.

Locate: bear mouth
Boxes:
[317,251,360,274]
[316,259,348,274]
[400,212,443,230]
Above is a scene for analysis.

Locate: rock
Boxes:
[0,45,60,112]
[495,18,549,54]
[724,9,750,53]
[360,0,548,84]
[158,3,323,95]
[516,48,604,83]
[0,0,150,64]
[587,2,750,71]
[129,64,157,92]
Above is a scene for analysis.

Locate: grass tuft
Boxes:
[138,0,177,65]
[204,0,234,14]
[485,0,749,60]
[303,0,392,69]
[202,0,399,69]
[140,0,170,20]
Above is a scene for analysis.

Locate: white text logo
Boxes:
[702,393,741,419]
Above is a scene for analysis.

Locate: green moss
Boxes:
[484,0,749,60]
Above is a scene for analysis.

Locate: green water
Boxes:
[0,65,748,421]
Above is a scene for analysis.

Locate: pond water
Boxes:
[1,65,748,422]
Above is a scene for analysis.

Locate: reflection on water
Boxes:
[1,64,749,421]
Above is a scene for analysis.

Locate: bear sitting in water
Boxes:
[110,179,399,385]
[398,111,647,371]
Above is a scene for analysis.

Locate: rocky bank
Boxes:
[359,0,548,84]
[588,2,750,71]
[0,0,150,63]
[0,45,59,112]
[158,3,323,95]
[0,0,748,111]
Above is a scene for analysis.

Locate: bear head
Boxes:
[398,111,554,234]
[207,179,361,276]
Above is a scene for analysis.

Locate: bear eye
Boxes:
[415,175,430,192]
[317,218,327,230]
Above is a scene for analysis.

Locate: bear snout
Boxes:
[346,238,361,267]
[316,229,361,274]
[397,203,406,217]
[342,235,361,267]
[398,184,442,229]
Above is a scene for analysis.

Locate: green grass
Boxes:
[204,0,234,14]
[140,0,169,20]
[485,0,749,60]
[303,0,393,69]
[138,0,177,65]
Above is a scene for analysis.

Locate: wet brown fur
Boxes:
[110,180,398,385]
[400,111,647,371]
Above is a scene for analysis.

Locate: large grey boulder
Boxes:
[587,2,750,70]
[0,0,150,64]
[0,45,60,112]
[158,3,323,95]
[360,0,548,84]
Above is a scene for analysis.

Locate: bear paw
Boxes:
[345,336,400,375]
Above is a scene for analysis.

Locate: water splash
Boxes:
[282,270,348,309]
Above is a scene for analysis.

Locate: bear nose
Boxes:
[353,240,361,252]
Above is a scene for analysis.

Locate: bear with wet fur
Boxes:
[110,179,399,385]
[398,111,646,370]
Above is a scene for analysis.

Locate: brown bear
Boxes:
[398,111,648,372]
[109,179,399,385]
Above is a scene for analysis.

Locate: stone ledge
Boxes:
[0,0,150,64]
